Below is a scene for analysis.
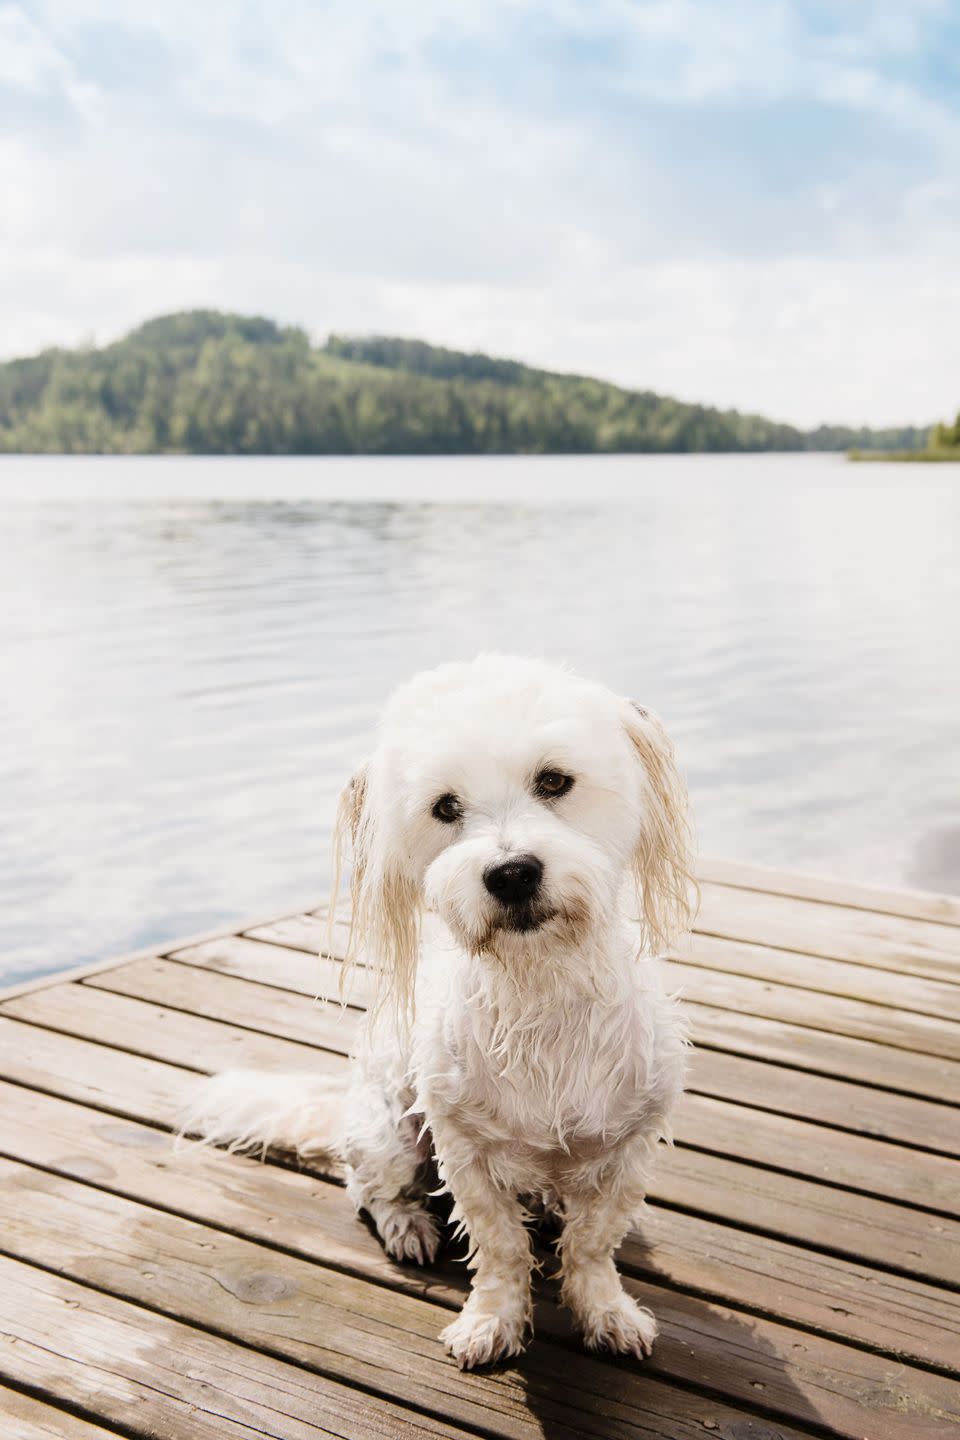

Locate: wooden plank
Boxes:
[685,1047,960,1158]
[170,934,375,1007]
[87,957,960,1157]
[0,1257,472,1440]
[619,1203,960,1375]
[677,931,960,1021]
[247,912,352,957]
[9,980,958,1213]
[0,1163,835,1440]
[670,958,960,1059]
[0,1388,122,1440]
[3,1157,958,1440]
[1,1008,957,1286]
[2,983,344,1079]
[0,1015,192,1118]
[253,907,960,1011]
[679,1092,960,1215]
[653,1145,960,1287]
[173,930,960,1103]
[226,921,960,1065]
[173,929,960,1065]
[1,1079,957,1374]
[6,879,958,1438]
[697,857,960,927]
[86,955,358,1055]
[685,1000,960,1105]
[695,884,960,982]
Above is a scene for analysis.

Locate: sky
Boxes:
[1,1,958,428]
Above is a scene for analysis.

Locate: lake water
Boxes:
[2,452,958,986]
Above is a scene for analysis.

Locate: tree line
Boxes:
[930,412,960,450]
[0,310,930,455]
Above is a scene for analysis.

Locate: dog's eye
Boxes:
[534,769,574,800]
[431,793,462,824]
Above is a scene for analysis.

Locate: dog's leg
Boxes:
[558,1169,657,1358]
[435,1138,534,1368]
[342,1072,440,1266]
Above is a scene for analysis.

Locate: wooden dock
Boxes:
[1,858,958,1440]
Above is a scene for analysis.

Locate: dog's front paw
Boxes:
[579,1293,658,1359]
[380,1206,440,1266]
[440,1305,527,1369]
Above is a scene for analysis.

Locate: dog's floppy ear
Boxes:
[330,758,420,1021]
[623,701,696,953]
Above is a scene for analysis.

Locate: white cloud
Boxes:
[0,3,69,92]
[0,1,98,114]
[378,250,960,428]
[0,0,957,426]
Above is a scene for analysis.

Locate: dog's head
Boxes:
[335,655,694,1013]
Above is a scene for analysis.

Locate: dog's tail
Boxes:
[177,1069,346,1160]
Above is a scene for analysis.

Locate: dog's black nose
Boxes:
[483,855,543,905]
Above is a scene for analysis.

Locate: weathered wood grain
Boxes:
[87,955,358,1055]
[669,958,960,1058]
[2,1079,957,1374]
[3,983,344,1077]
[3,1157,958,1440]
[9,980,958,1214]
[0,1164,837,1440]
[87,956,960,1156]
[248,913,352,957]
[685,1046,960,1157]
[696,858,960,926]
[3,865,959,1440]
[175,928,960,1060]
[0,1015,191,1118]
[676,931,960,1020]
[1,1011,957,1286]
[0,1256,473,1440]
[655,1144,960,1288]
[253,908,960,1014]
[0,1388,122,1440]
[695,884,960,981]
[171,934,374,1006]
[679,1092,960,1214]
[684,999,960,1104]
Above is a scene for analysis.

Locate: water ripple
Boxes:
[1,453,958,983]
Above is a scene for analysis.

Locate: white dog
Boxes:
[182,654,694,1369]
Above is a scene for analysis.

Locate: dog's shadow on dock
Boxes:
[303,1161,830,1438]
[500,1215,829,1440]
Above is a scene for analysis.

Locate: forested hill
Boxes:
[0,311,926,455]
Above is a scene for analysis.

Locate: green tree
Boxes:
[0,309,933,457]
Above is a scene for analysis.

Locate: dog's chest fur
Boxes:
[412,935,686,1174]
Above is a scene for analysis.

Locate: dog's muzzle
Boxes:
[483,855,548,932]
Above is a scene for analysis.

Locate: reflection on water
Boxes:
[2,453,958,983]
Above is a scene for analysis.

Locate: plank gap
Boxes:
[0,1245,506,1440]
[689,926,960,1002]
[672,1137,960,1224]
[0,1380,138,1440]
[682,1076,960,1158]
[687,1030,960,1109]
[8,1136,958,1389]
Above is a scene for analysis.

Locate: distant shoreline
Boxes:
[0,310,930,459]
[848,448,960,463]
